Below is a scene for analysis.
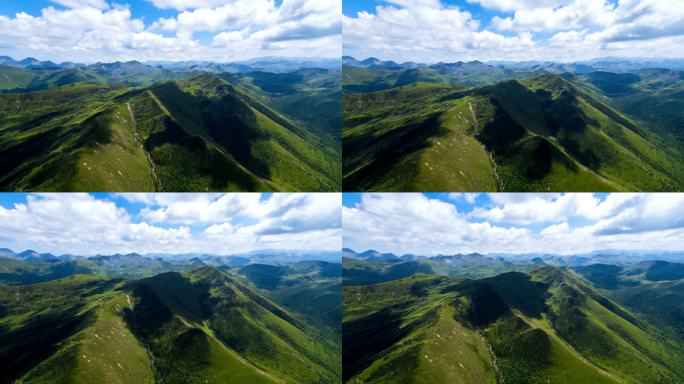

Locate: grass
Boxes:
[0,70,341,191]
[343,267,684,383]
[0,265,342,384]
[343,69,684,191]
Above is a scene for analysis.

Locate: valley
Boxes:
[0,58,341,192]
[342,58,684,191]
[343,248,684,383]
[0,248,342,384]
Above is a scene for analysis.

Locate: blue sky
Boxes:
[343,0,502,22]
[0,193,341,255]
[343,193,684,255]
[342,0,684,63]
[0,0,341,63]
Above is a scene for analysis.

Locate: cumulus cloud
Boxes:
[0,0,340,62]
[145,0,232,11]
[344,0,684,62]
[50,0,110,9]
[343,193,532,255]
[343,193,684,256]
[0,193,341,255]
[466,0,567,12]
[491,0,616,32]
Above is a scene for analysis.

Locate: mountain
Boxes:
[572,261,684,340]
[0,249,342,284]
[343,266,684,383]
[343,253,520,286]
[221,68,342,144]
[236,260,342,335]
[0,264,341,383]
[0,70,340,191]
[83,253,180,278]
[343,66,684,191]
[0,56,62,69]
[0,248,16,259]
[17,249,58,261]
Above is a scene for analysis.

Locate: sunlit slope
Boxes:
[129,267,341,384]
[0,267,341,384]
[343,73,684,191]
[0,73,339,191]
[0,275,156,384]
[343,268,684,383]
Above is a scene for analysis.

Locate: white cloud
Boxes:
[0,0,340,62]
[471,193,598,224]
[146,0,232,11]
[343,1,517,63]
[343,193,684,256]
[540,222,570,236]
[588,194,684,235]
[491,0,616,32]
[0,193,341,255]
[136,193,262,223]
[448,193,478,204]
[50,0,110,9]
[344,0,684,62]
[342,193,532,255]
[466,0,567,12]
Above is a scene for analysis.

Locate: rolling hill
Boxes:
[0,61,341,192]
[343,61,684,192]
[343,251,520,286]
[0,261,341,383]
[343,266,684,383]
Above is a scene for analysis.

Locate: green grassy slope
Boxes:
[0,66,38,90]
[0,73,340,191]
[0,254,180,284]
[343,255,520,286]
[0,266,341,384]
[343,72,684,191]
[236,261,342,334]
[221,69,342,145]
[129,267,340,384]
[343,267,684,383]
[571,69,684,146]
[342,63,523,93]
[572,261,684,341]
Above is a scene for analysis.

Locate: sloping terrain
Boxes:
[572,261,684,340]
[0,72,340,191]
[0,266,341,384]
[222,68,342,145]
[343,266,684,383]
[343,69,684,191]
[343,254,520,286]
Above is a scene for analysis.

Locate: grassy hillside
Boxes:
[0,254,181,284]
[0,72,340,191]
[572,261,684,340]
[0,266,341,384]
[222,68,342,146]
[343,267,684,383]
[0,66,38,90]
[343,71,684,191]
[343,255,520,286]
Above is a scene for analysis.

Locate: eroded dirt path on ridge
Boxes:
[127,102,162,191]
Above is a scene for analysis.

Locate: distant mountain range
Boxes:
[343,58,684,191]
[343,246,684,383]
[0,247,339,264]
[343,264,684,383]
[343,56,684,72]
[0,251,342,383]
[0,55,341,73]
[343,248,684,266]
[0,57,341,192]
